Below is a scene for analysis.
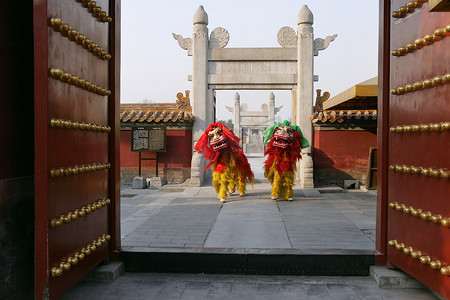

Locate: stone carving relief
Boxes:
[261,103,269,111]
[298,26,314,38]
[225,106,234,112]
[275,106,283,114]
[314,34,337,56]
[194,32,208,39]
[277,26,297,48]
[209,27,229,48]
[241,103,248,111]
[172,33,192,52]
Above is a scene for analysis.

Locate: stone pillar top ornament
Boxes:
[269,92,275,101]
[298,5,313,25]
[193,5,208,25]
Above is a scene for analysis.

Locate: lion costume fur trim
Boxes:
[194,122,254,199]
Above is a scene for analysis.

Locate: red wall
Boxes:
[313,129,377,171]
[120,129,192,170]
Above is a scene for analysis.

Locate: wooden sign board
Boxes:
[131,126,166,152]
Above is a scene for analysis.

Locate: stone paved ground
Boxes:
[61,273,439,300]
[120,183,375,250]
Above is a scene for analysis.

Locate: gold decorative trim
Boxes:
[49,67,111,96]
[51,234,111,277]
[50,18,111,60]
[389,201,450,227]
[50,162,111,178]
[389,164,450,179]
[390,122,450,133]
[391,1,427,18]
[391,73,450,95]
[388,239,449,276]
[78,0,112,22]
[50,118,111,133]
[50,198,111,228]
[392,25,449,57]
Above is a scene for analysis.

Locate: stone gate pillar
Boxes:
[190,6,210,186]
[296,5,314,188]
[233,92,241,138]
[268,92,275,125]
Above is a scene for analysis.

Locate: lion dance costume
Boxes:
[262,120,309,201]
[194,122,254,203]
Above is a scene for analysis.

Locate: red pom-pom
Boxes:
[214,162,226,173]
[279,161,291,172]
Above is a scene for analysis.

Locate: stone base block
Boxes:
[148,177,164,189]
[84,262,124,283]
[132,177,147,189]
[344,179,360,190]
[370,266,425,289]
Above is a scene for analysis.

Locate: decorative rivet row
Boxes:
[50,18,111,60]
[50,118,111,133]
[391,0,427,18]
[51,234,111,277]
[392,25,450,56]
[388,239,449,276]
[77,0,112,22]
[50,198,111,228]
[391,73,450,95]
[50,162,111,178]
[390,122,450,133]
[389,202,450,227]
[49,68,111,96]
[389,164,450,179]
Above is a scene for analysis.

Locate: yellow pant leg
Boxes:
[218,171,229,200]
[228,176,237,194]
[281,171,294,200]
[271,170,282,199]
[212,171,221,194]
[237,176,246,196]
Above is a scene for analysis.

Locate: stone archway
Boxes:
[226,92,282,155]
[173,5,336,187]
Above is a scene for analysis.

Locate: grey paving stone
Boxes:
[370,266,425,289]
[61,273,440,300]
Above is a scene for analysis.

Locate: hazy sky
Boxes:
[121,0,379,121]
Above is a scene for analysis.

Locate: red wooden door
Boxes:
[33,1,120,299]
[386,1,449,297]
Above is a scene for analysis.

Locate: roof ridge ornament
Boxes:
[176,90,191,109]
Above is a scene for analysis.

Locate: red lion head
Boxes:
[263,121,309,173]
[194,122,242,170]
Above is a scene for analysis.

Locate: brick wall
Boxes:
[313,125,377,188]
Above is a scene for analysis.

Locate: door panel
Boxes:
[34,1,119,299]
[387,1,449,297]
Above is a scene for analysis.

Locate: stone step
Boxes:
[370,266,425,289]
[120,247,374,276]
[84,261,124,283]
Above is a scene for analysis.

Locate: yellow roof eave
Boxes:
[323,77,378,110]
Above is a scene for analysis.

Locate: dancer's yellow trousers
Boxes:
[265,164,294,200]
